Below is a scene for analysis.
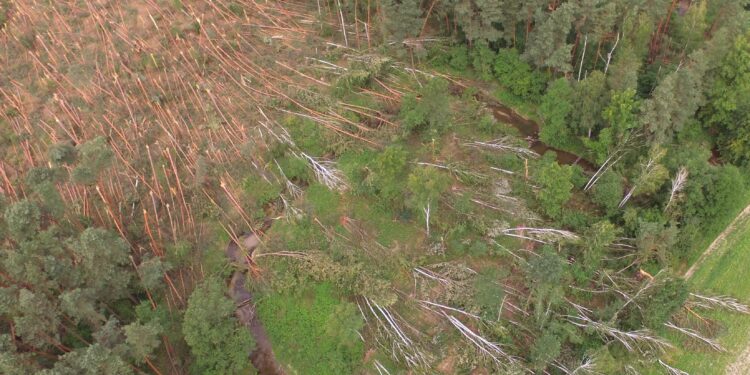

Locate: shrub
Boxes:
[305,184,340,224]
[400,78,452,138]
[242,177,281,207]
[591,170,624,215]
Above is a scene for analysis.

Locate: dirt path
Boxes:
[684,203,750,279]
[226,234,285,375]
[727,345,750,374]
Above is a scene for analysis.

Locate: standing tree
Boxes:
[183,278,256,375]
[539,78,575,150]
[524,3,576,73]
[584,88,640,163]
[701,31,750,163]
[525,245,567,323]
[534,154,574,219]
[407,166,450,236]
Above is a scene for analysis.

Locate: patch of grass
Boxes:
[305,183,340,225]
[256,282,365,375]
[348,198,421,248]
[658,215,750,374]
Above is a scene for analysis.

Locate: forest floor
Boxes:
[660,208,750,374]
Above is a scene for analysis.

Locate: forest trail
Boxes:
[684,203,750,279]
[226,234,285,375]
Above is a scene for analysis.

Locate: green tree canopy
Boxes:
[183,278,256,375]
[534,154,574,218]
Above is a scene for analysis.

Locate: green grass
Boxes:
[680,192,750,271]
[658,214,750,374]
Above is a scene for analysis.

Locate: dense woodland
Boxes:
[1,0,750,374]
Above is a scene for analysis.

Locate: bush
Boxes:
[267,218,328,252]
[276,154,311,184]
[591,170,624,215]
[284,116,328,156]
[242,177,281,208]
[399,78,452,138]
[470,42,496,81]
[370,145,409,207]
[305,184,340,224]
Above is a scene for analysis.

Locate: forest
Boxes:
[0,0,749,374]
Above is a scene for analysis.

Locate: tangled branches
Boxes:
[361,298,431,370]
[463,138,539,158]
[687,293,750,314]
[565,303,672,354]
[297,152,348,191]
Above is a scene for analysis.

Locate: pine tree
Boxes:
[183,278,256,375]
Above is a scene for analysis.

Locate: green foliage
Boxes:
[530,332,562,369]
[123,321,162,363]
[304,183,340,224]
[571,71,609,136]
[276,154,311,184]
[37,344,132,375]
[581,221,619,272]
[539,78,575,150]
[591,170,623,215]
[370,145,409,207]
[256,283,364,375]
[335,56,392,94]
[407,166,450,212]
[622,275,688,330]
[635,220,678,266]
[284,116,328,156]
[75,228,132,301]
[523,3,575,72]
[400,78,452,138]
[380,0,422,41]
[453,0,505,43]
[137,257,172,291]
[268,217,328,252]
[526,246,567,321]
[71,137,113,185]
[183,278,256,375]
[470,42,497,81]
[472,269,506,319]
[534,154,573,218]
[14,288,61,349]
[702,32,750,164]
[493,49,545,100]
[338,149,377,195]
[3,199,40,241]
[242,176,281,207]
[585,88,640,163]
[48,141,77,165]
[447,45,470,71]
